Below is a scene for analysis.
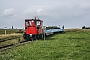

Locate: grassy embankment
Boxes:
[0,29,90,60]
[0,29,23,48]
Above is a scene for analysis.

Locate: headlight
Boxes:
[30,34,32,37]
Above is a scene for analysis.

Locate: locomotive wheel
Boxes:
[33,35,36,40]
[37,35,40,40]
[36,34,40,40]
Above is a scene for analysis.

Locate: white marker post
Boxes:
[4,27,7,35]
[44,30,45,43]
[43,26,46,46]
[5,29,6,35]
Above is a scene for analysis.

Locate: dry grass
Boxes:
[0,33,24,49]
[0,33,22,39]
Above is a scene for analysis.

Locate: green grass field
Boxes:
[0,29,90,60]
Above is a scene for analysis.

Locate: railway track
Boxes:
[0,33,63,51]
[0,39,32,51]
[0,44,14,49]
[0,34,43,51]
[0,36,33,51]
[0,36,20,42]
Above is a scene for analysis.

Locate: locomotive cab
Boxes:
[23,17,43,40]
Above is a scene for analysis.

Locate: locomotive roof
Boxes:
[25,19,43,22]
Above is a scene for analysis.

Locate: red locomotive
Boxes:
[23,17,43,40]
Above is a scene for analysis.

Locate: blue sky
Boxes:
[0,0,90,29]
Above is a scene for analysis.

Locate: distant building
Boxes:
[12,26,13,29]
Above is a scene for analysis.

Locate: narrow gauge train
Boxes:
[23,17,43,40]
[23,17,64,40]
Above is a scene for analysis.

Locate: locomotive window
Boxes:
[26,22,29,25]
[37,21,40,25]
[25,21,31,26]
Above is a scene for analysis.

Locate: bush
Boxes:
[82,26,85,29]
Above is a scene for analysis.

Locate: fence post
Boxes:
[18,37,20,43]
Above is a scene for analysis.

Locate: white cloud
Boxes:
[37,9,43,13]
[30,6,49,8]
[22,6,48,17]
[22,9,31,15]
[2,8,17,17]
[22,9,37,18]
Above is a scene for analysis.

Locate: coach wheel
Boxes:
[39,34,42,39]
